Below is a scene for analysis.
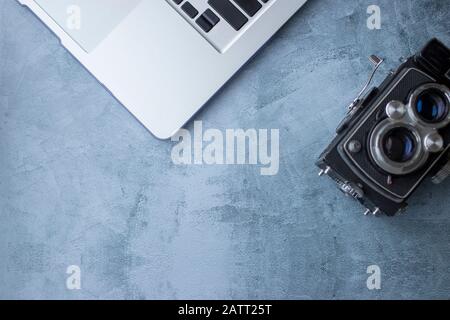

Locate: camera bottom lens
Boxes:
[382,127,416,163]
[369,120,427,176]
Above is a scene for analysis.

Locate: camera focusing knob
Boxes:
[424,133,444,153]
[348,140,362,153]
[386,101,406,120]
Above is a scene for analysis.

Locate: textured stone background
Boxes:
[1,0,449,299]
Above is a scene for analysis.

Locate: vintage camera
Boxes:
[317,39,450,216]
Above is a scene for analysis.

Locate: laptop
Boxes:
[18,0,308,139]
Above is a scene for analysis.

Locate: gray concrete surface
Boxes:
[0,0,449,299]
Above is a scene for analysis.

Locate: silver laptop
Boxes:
[18,0,308,139]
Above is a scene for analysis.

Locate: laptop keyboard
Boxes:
[167,0,274,53]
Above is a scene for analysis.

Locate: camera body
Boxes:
[317,39,450,216]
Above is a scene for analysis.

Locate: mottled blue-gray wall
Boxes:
[0,0,449,299]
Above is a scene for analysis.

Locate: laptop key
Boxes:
[203,9,220,26]
[181,2,199,19]
[233,0,262,17]
[196,16,213,33]
[196,9,220,33]
[208,0,248,31]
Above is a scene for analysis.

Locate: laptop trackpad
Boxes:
[35,0,142,52]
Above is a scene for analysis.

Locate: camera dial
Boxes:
[386,100,407,120]
[424,132,444,153]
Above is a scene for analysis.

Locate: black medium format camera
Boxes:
[317,39,450,216]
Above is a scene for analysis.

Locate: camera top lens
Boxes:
[414,89,449,123]
[382,127,416,163]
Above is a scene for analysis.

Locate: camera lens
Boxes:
[370,119,428,176]
[415,89,448,123]
[382,127,416,163]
